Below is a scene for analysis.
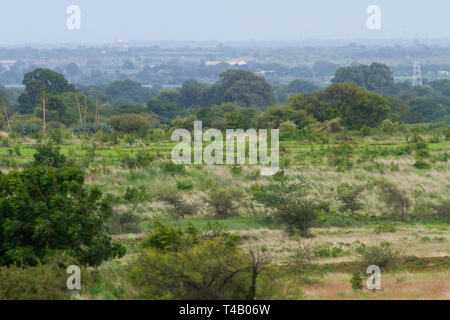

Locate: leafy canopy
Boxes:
[0,166,125,266]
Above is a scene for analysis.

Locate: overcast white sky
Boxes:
[0,0,449,44]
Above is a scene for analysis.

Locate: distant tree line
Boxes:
[0,64,448,135]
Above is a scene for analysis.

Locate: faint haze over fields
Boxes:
[0,0,449,46]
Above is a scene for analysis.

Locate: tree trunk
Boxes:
[3,105,11,132]
[248,265,257,300]
[75,94,83,127]
[42,92,46,133]
[84,98,87,126]
[95,94,99,124]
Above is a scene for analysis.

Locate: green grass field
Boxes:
[0,127,449,299]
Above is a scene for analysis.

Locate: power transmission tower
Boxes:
[412,61,423,87]
[412,38,423,87]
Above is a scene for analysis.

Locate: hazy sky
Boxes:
[0,0,449,44]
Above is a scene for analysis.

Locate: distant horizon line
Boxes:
[2,37,450,49]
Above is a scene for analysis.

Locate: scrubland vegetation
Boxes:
[0,119,448,300]
[0,63,448,300]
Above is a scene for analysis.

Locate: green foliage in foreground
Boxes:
[129,222,271,300]
[0,166,125,266]
[0,255,71,300]
[0,253,96,300]
[252,177,317,237]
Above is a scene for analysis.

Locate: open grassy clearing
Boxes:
[296,270,450,300]
[0,127,449,300]
[236,224,449,265]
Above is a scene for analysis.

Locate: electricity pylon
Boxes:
[412,37,423,87]
[412,61,423,86]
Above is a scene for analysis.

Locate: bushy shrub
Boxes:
[336,183,364,221]
[176,180,194,190]
[327,144,354,171]
[253,177,317,237]
[72,122,113,134]
[431,200,450,222]
[32,142,67,168]
[374,224,397,234]
[46,121,66,130]
[445,127,450,141]
[159,160,186,174]
[171,114,197,131]
[130,223,269,300]
[107,113,158,133]
[106,210,142,235]
[279,120,297,139]
[413,159,431,169]
[350,272,363,292]
[47,128,64,144]
[380,119,398,134]
[288,239,314,272]
[0,136,9,147]
[356,242,403,271]
[230,164,243,175]
[375,180,411,221]
[155,187,197,219]
[12,118,42,135]
[392,145,412,156]
[142,221,198,252]
[204,221,230,238]
[118,150,155,169]
[129,240,249,299]
[412,142,430,158]
[0,255,73,300]
[206,187,244,218]
[124,186,150,203]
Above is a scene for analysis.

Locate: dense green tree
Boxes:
[148,70,275,122]
[286,79,320,94]
[312,60,341,77]
[273,80,320,104]
[225,111,250,130]
[192,103,257,129]
[221,70,276,108]
[257,105,315,129]
[409,98,445,123]
[179,80,207,109]
[385,97,412,123]
[0,166,125,266]
[332,63,394,91]
[96,79,158,105]
[289,82,390,129]
[59,92,93,126]
[204,70,276,108]
[18,68,75,114]
[429,79,450,96]
[171,114,198,131]
[107,103,150,116]
[147,89,183,123]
